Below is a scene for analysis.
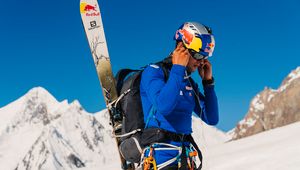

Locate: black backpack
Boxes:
[114,58,171,163]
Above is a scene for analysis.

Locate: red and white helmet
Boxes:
[174,22,215,59]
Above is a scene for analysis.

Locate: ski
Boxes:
[80,0,130,169]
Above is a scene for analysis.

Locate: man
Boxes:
[140,22,219,170]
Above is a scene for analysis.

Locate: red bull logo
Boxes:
[207,43,214,48]
[84,4,97,12]
[179,29,194,45]
[204,42,215,55]
[80,2,100,16]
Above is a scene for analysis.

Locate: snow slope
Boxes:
[204,122,300,170]
[192,116,230,148]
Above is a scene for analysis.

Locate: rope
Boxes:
[107,89,131,109]
[114,129,142,138]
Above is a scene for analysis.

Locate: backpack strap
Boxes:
[115,69,141,96]
[156,56,172,82]
[144,106,157,128]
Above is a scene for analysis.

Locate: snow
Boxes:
[245,117,256,127]
[0,92,25,132]
[237,116,257,130]
[0,87,63,132]
[252,95,264,112]
[0,123,43,169]
[203,122,300,170]
[267,93,275,102]
[286,67,300,83]
[279,67,300,92]
[192,116,230,146]
[0,87,120,170]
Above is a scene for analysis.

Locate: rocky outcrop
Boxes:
[232,67,300,140]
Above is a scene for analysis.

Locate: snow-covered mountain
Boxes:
[231,67,300,140]
[0,87,228,170]
[0,87,120,170]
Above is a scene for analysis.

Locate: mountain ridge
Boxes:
[232,66,300,140]
[0,87,120,169]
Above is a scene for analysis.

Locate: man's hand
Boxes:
[172,42,190,67]
[198,59,212,80]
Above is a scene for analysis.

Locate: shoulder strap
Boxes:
[115,69,140,96]
[157,63,169,82]
[156,56,172,82]
[144,106,157,128]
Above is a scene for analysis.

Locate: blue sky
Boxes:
[0,0,299,131]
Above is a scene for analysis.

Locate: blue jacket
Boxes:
[140,63,219,165]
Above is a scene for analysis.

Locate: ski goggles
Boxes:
[188,49,208,60]
[184,34,215,59]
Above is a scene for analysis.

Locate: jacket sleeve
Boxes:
[194,84,219,125]
[141,64,185,116]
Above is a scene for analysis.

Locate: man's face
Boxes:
[186,55,204,73]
